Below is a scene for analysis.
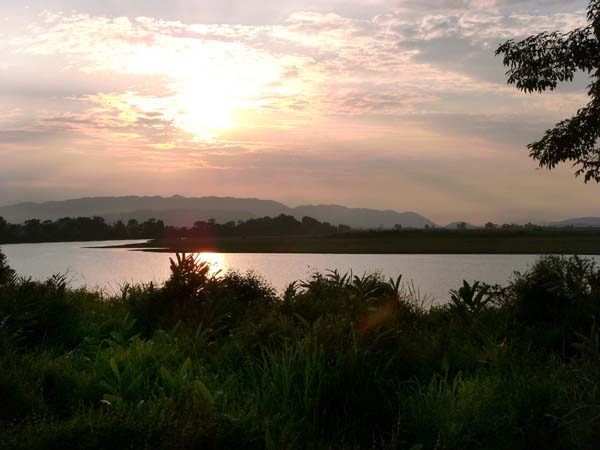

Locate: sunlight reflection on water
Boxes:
[3,240,600,304]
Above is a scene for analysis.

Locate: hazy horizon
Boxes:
[1,0,599,224]
[1,193,599,226]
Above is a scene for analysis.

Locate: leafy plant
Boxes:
[449,281,492,320]
[158,358,214,408]
[0,249,16,285]
[573,317,600,362]
[99,357,145,403]
[4,255,600,449]
[165,253,217,298]
[497,0,600,182]
[0,275,82,348]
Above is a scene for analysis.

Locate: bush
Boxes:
[0,275,83,349]
[508,256,600,353]
[0,249,15,285]
[399,368,570,450]
[0,402,215,450]
[3,254,600,449]
[126,255,277,334]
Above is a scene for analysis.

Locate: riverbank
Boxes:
[1,251,600,449]
[100,229,600,254]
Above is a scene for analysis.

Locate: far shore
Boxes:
[92,229,600,255]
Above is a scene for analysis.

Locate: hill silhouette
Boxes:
[0,195,435,229]
[545,217,600,228]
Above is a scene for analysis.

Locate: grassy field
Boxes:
[2,250,600,449]
[104,229,600,254]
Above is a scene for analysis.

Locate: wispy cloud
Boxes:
[0,0,597,222]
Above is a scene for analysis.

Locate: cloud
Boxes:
[0,2,598,222]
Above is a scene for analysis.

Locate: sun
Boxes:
[172,76,238,142]
[161,43,284,142]
[96,38,288,143]
[194,252,227,276]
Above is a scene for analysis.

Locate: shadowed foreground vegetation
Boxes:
[2,249,600,449]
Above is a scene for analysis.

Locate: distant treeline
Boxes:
[180,215,349,238]
[0,216,166,244]
[0,214,349,244]
[3,214,596,245]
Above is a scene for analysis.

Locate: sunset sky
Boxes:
[1,0,598,224]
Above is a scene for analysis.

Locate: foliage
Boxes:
[0,214,347,245]
[2,253,600,449]
[0,273,84,349]
[0,216,165,244]
[187,214,343,237]
[497,0,600,182]
[0,249,15,285]
[449,280,492,322]
[165,253,215,298]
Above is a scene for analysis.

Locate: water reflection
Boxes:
[194,252,227,277]
[3,241,600,303]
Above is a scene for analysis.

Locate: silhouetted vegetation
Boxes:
[0,216,166,244]
[174,214,344,237]
[497,0,600,182]
[111,227,600,254]
[0,251,15,285]
[1,249,600,449]
[0,214,344,244]
[5,214,600,255]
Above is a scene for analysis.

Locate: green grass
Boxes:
[2,252,600,449]
[103,229,600,254]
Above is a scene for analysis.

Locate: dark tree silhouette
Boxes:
[496,0,600,181]
[0,249,15,285]
[0,214,346,244]
[0,216,166,244]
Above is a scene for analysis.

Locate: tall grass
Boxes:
[1,252,600,449]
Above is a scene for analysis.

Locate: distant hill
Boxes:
[0,195,435,229]
[545,217,600,228]
[0,196,284,223]
[293,204,433,229]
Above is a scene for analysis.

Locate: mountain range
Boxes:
[0,196,435,229]
[2,196,598,229]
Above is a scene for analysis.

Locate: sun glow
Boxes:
[166,68,254,141]
[136,39,286,141]
[174,82,236,141]
[83,35,293,142]
[193,252,227,276]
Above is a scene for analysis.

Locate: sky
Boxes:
[0,0,598,224]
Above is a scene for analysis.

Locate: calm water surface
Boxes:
[3,240,599,303]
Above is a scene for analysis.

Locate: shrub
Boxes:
[508,256,600,353]
[400,368,569,450]
[3,254,600,450]
[511,256,599,324]
[0,275,83,349]
[0,249,15,286]
[127,255,277,333]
